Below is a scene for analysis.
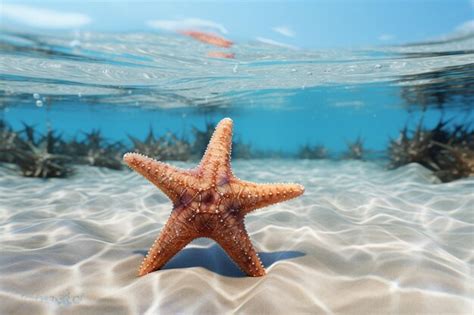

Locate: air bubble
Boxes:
[35,100,43,107]
[33,93,40,99]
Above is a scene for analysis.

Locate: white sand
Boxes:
[0,160,472,314]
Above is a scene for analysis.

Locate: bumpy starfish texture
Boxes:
[124,118,304,277]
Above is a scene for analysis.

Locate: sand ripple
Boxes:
[0,160,472,314]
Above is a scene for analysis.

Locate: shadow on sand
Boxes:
[134,244,305,277]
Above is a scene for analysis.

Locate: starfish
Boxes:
[124,118,304,277]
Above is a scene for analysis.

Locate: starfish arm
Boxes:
[138,211,197,276]
[233,181,305,215]
[124,152,197,203]
[212,221,265,277]
[198,118,233,179]
[125,118,306,278]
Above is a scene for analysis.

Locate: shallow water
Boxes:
[0,161,472,314]
[1,13,474,315]
[1,30,473,106]
[2,32,473,157]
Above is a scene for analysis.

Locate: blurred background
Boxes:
[0,0,473,179]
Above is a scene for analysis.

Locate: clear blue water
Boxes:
[1,8,474,314]
[1,30,472,155]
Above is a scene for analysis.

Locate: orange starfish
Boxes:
[124,118,304,277]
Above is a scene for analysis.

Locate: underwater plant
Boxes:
[342,137,365,160]
[232,141,253,159]
[129,127,191,161]
[54,129,124,170]
[388,120,450,170]
[388,126,433,168]
[11,126,72,178]
[388,119,474,182]
[0,120,20,163]
[432,142,474,182]
[297,144,328,159]
[75,130,125,170]
[1,122,128,175]
[128,127,161,158]
[165,134,192,161]
[431,124,474,181]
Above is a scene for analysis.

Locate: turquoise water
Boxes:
[1,30,472,155]
[1,21,474,315]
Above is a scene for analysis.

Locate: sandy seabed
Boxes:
[0,159,472,315]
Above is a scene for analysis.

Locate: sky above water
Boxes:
[1,0,473,48]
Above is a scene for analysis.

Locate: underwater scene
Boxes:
[1,1,473,314]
